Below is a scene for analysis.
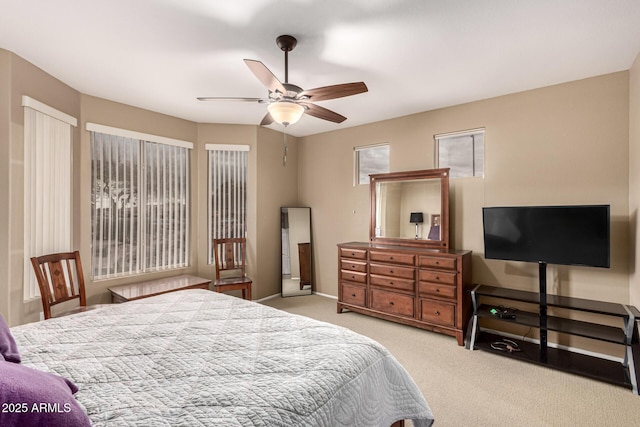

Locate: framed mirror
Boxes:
[281,207,312,296]
[370,168,449,248]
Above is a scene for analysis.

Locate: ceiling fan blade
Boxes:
[260,112,274,126]
[300,102,347,123]
[197,97,267,102]
[244,59,286,94]
[299,82,368,102]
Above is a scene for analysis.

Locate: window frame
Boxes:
[23,96,77,300]
[354,143,390,186]
[88,123,193,280]
[206,144,250,265]
[434,128,485,178]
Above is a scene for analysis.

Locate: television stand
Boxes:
[467,284,640,395]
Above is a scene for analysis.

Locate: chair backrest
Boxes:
[30,251,86,320]
[213,238,247,279]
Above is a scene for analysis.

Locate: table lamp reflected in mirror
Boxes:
[410,212,424,240]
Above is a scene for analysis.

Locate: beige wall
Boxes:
[630,52,640,308]
[1,50,81,325]
[195,123,258,288]
[195,125,300,299]
[0,50,11,320]
[1,47,637,325]
[255,127,299,298]
[79,95,199,305]
[300,72,631,303]
[1,50,298,325]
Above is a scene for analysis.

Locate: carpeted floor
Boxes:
[262,294,640,427]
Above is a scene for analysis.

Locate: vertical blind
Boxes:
[88,123,192,279]
[90,132,141,277]
[145,142,190,271]
[23,97,77,300]
[207,144,249,264]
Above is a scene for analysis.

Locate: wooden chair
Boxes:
[212,238,252,300]
[30,251,104,320]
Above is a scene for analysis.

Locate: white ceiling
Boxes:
[1,0,640,137]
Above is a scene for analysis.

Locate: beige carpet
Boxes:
[262,294,640,427]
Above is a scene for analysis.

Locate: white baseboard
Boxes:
[313,291,337,300]
[257,291,337,302]
[255,293,281,302]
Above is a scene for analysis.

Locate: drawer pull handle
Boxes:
[389,256,394,260]
[389,281,394,285]
[435,276,440,280]
[351,293,356,297]
[435,311,440,315]
[436,288,440,292]
[390,270,394,273]
[389,301,395,305]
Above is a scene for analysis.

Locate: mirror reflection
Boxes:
[281,207,312,297]
[374,179,442,241]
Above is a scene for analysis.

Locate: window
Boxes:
[435,128,485,178]
[354,144,390,185]
[207,144,249,264]
[89,123,192,279]
[23,96,77,300]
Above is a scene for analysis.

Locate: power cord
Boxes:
[490,338,521,353]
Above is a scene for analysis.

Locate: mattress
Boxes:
[11,289,434,426]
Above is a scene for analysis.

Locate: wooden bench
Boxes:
[108,275,211,303]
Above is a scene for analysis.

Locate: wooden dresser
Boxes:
[337,242,472,345]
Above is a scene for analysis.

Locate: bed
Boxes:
[3,289,434,426]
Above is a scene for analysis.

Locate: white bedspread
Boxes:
[11,290,434,426]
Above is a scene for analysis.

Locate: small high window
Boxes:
[435,129,485,178]
[354,144,390,185]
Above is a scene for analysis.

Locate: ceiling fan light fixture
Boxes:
[267,101,304,126]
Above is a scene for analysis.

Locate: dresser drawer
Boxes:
[370,289,414,318]
[370,274,415,292]
[341,283,366,307]
[340,259,367,273]
[420,299,456,327]
[419,256,457,271]
[419,282,456,299]
[340,270,367,284]
[370,263,415,280]
[419,269,457,285]
[370,251,415,266]
[339,248,368,260]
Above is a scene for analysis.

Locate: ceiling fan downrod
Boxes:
[276,35,297,84]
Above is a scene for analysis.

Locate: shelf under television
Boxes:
[468,284,640,395]
[475,304,627,344]
[473,285,634,318]
[474,331,633,390]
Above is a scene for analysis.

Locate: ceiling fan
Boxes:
[197,35,368,127]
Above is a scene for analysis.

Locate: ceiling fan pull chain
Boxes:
[283,131,288,166]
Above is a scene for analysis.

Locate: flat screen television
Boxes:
[483,205,610,268]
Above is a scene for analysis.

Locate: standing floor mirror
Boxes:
[281,207,312,297]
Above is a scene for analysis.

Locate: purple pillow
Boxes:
[0,361,91,427]
[0,314,20,363]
